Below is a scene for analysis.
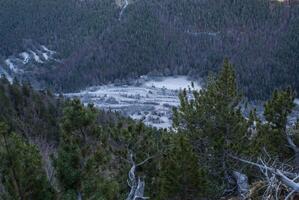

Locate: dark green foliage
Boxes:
[157,134,210,200]
[274,16,299,94]
[264,87,296,130]
[54,99,119,199]
[173,60,250,196]
[1,0,299,100]
[0,77,62,142]
[106,122,164,198]
[251,88,296,157]
[0,78,162,198]
[173,60,298,198]
[0,123,54,200]
[0,59,299,199]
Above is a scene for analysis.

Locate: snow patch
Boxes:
[30,50,43,63]
[20,52,30,64]
[41,45,56,54]
[143,76,201,91]
[1,45,57,81]
[42,53,49,60]
[186,30,220,37]
[0,66,13,83]
[5,59,18,73]
[295,99,299,105]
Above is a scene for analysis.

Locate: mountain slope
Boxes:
[0,0,299,99]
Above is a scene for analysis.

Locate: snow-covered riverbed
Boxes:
[65,76,200,129]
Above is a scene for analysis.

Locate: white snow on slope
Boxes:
[5,59,18,73]
[30,50,43,63]
[295,99,299,105]
[1,45,57,82]
[186,30,220,37]
[143,76,201,91]
[0,65,13,83]
[42,53,49,60]
[65,76,201,129]
[20,52,30,64]
[41,45,56,54]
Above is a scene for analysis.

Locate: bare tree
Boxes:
[125,152,153,200]
[232,155,299,200]
[119,0,129,21]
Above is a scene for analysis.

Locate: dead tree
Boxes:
[119,0,129,21]
[126,152,153,200]
[232,155,299,200]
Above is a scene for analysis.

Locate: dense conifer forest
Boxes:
[0,60,299,199]
[1,0,299,199]
[0,0,299,99]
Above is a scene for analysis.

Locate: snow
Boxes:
[30,50,43,63]
[186,30,220,37]
[143,76,201,91]
[41,45,56,60]
[295,99,299,105]
[41,45,56,54]
[65,76,202,129]
[42,53,49,60]
[5,59,18,73]
[0,66,13,83]
[20,52,30,64]
[1,45,57,82]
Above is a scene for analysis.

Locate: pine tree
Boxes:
[264,87,295,131]
[0,122,54,200]
[157,134,209,200]
[259,87,296,157]
[109,122,163,199]
[53,100,119,199]
[173,59,248,195]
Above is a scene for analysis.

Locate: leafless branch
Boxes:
[231,155,299,200]
[126,152,153,200]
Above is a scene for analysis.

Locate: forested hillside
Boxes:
[1,0,299,99]
[1,60,299,199]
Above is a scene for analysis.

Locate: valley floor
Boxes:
[65,76,299,129]
[65,76,200,129]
